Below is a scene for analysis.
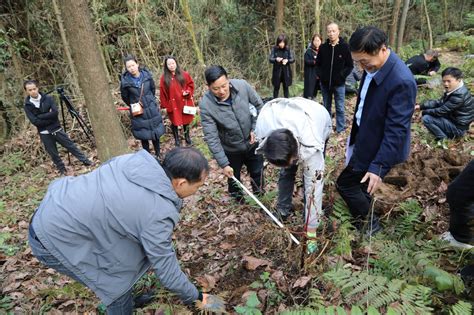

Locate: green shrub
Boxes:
[441,32,474,53]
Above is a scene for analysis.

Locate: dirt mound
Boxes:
[377,148,471,205]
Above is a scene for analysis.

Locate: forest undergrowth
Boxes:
[1,52,473,314]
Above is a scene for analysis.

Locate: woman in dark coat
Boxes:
[269,34,295,98]
[304,34,322,99]
[120,55,165,157]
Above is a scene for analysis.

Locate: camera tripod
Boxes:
[47,87,94,144]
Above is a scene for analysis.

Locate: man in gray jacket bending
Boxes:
[199,65,265,202]
[29,148,221,313]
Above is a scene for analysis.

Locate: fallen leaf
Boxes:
[422,204,438,221]
[437,181,448,193]
[219,242,236,250]
[292,276,312,288]
[58,300,76,309]
[9,292,25,300]
[196,274,217,291]
[181,252,193,262]
[2,281,21,294]
[18,221,29,229]
[242,255,272,270]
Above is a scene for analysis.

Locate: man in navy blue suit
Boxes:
[336,26,416,234]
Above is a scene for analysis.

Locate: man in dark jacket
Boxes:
[315,22,354,133]
[441,159,474,250]
[23,80,92,175]
[336,26,416,234]
[406,49,440,76]
[199,65,264,202]
[418,67,473,140]
[29,148,224,313]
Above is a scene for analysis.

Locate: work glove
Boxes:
[196,294,226,313]
[306,231,318,254]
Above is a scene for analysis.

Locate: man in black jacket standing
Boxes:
[417,67,473,140]
[316,22,353,133]
[23,80,92,175]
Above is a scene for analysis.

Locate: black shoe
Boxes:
[185,135,193,145]
[354,215,382,236]
[280,213,290,222]
[184,125,193,145]
[171,126,181,147]
[363,216,382,237]
[366,221,382,236]
[133,291,155,308]
[234,196,246,204]
[82,159,93,166]
[276,209,290,222]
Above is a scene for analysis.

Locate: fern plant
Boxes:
[391,199,425,239]
[449,300,473,315]
[330,198,355,258]
[323,267,434,313]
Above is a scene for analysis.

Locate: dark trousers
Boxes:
[141,139,160,157]
[273,75,289,98]
[39,130,88,172]
[336,164,372,220]
[226,148,264,200]
[422,115,465,140]
[277,163,299,215]
[303,79,320,99]
[447,160,474,244]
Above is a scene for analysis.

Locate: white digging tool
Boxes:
[232,176,300,245]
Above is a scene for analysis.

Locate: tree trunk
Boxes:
[422,0,433,50]
[51,0,81,96]
[314,0,321,35]
[57,0,129,161]
[275,0,284,34]
[389,0,402,48]
[180,0,205,67]
[298,0,305,75]
[396,0,410,52]
[442,0,448,33]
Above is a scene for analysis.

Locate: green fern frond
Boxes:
[449,300,473,315]
[330,199,355,257]
[369,239,419,279]
[323,268,434,313]
[392,200,424,239]
[281,305,367,315]
[397,284,434,314]
[307,288,325,310]
[331,198,353,225]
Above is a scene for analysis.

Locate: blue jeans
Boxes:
[321,83,346,132]
[28,224,133,314]
[422,115,465,140]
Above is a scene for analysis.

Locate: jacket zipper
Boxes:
[329,45,335,89]
[229,95,249,150]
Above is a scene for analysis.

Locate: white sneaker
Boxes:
[440,231,474,250]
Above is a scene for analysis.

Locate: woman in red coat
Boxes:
[159,56,195,146]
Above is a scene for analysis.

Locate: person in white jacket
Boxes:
[255,97,331,253]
